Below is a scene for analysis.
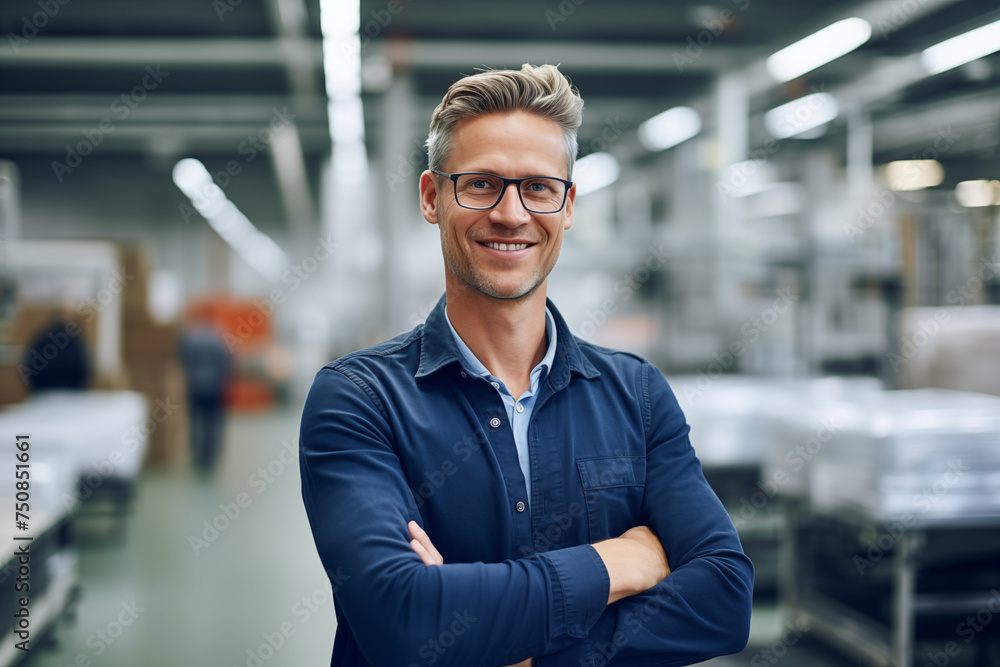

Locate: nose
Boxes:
[488,183,532,227]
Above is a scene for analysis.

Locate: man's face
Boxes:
[420,111,576,301]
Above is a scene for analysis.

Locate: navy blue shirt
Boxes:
[299,295,753,667]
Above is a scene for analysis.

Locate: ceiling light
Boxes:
[767,18,872,82]
[573,152,620,196]
[638,107,702,152]
[764,93,838,139]
[172,158,290,281]
[921,19,1000,75]
[883,160,944,191]
[955,180,1000,207]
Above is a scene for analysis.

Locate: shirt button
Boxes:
[460,371,467,378]
[515,403,524,413]
[489,417,501,428]
[515,501,526,513]
[490,381,500,389]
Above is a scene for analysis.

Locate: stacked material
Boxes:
[767,388,1000,523]
[760,378,886,498]
[672,375,883,469]
[809,389,1000,522]
[897,305,1000,398]
[0,390,150,510]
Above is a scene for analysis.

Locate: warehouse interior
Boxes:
[2,0,1000,665]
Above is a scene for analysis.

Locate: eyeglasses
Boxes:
[432,170,573,214]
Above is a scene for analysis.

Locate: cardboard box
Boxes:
[122,320,179,363]
[0,365,27,406]
[128,360,189,467]
[120,245,151,316]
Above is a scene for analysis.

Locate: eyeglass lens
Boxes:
[454,174,566,212]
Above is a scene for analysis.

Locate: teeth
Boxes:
[485,242,528,251]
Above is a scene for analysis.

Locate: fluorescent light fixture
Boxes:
[319,0,369,183]
[883,160,944,191]
[765,93,838,139]
[172,158,290,281]
[767,18,872,82]
[638,107,701,151]
[921,19,1000,75]
[573,152,620,196]
[955,179,1000,207]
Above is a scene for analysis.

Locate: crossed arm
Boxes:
[301,363,752,666]
[408,521,672,667]
[408,521,671,605]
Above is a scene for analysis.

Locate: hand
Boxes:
[408,520,444,566]
[592,525,671,605]
[407,522,535,667]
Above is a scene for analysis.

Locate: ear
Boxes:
[419,170,441,225]
[562,182,576,231]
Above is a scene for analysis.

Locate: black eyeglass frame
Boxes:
[431,170,574,214]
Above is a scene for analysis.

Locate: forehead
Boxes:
[447,111,567,176]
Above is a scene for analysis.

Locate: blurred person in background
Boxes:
[300,64,753,666]
[179,308,232,473]
[20,311,93,392]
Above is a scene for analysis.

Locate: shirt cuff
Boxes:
[539,544,609,639]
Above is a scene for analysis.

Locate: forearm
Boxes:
[408,522,669,666]
[307,496,610,667]
[534,551,752,667]
[590,526,671,605]
[302,369,611,666]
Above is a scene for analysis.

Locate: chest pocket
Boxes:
[576,456,645,543]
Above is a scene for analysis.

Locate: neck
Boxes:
[445,275,548,397]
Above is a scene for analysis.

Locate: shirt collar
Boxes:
[415,293,600,385]
[443,302,558,382]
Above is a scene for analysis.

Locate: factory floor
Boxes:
[22,408,861,667]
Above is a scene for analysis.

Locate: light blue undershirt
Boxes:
[445,306,557,509]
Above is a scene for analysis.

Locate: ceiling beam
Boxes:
[368,39,752,73]
[0,94,329,123]
[0,38,323,67]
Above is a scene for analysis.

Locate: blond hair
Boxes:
[426,64,584,179]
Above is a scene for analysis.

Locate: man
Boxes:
[300,64,753,666]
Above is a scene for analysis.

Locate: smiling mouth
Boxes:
[479,241,532,251]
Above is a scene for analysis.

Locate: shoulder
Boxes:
[303,326,426,422]
[331,326,423,367]
[570,336,680,406]
[573,336,651,377]
[312,325,425,390]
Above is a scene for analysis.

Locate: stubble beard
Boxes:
[440,227,559,302]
